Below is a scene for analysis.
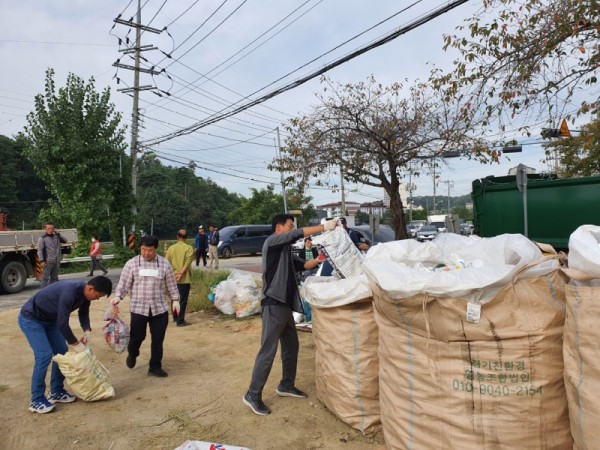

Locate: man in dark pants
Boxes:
[243,214,338,415]
[37,222,68,288]
[194,226,209,268]
[167,229,195,327]
[112,235,180,378]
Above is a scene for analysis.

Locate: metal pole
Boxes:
[432,161,436,214]
[340,164,346,216]
[275,127,287,213]
[516,164,529,238]
[129,0,142,229]
[408,168,413,223]
[523,185,528,237]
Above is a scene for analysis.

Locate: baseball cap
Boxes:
[198,225,203,229]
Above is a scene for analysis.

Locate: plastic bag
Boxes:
[214,269,262,317]
[312,227,364,278]
[214,279,237,315]
[52,348,115,401]
[102,305,130,354]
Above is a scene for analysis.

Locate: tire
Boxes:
[0,260,28,294]
[221,247,233,259]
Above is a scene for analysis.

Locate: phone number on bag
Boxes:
[452,380,543,397]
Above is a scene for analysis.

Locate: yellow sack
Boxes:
[52,348,115,401]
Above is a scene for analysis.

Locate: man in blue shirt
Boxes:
[340,217,369,251]
[18,276,112,414]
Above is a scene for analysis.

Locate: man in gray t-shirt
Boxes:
[37,222,67,288]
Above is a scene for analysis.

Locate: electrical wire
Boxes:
[140,0,469,147]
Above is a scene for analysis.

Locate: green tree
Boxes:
[136,160,242,237]
[433,0,599,130]
[0,135,52,228]
[544,116,600,177]
[355,211,370,225]
[22,69,131,241]
[228,185,284,224]
[274,76,492,240]
[0,136,19,210]
[284,187,317,227]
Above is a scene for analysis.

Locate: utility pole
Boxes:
[442,179,454,214]
[340,164,346,216]
[407,165,416,223]
[274,127,288,213]
[113,0,161,231]
[431,161,437,214]
[129,2,142,225]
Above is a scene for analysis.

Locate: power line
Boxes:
[165,0,246,65]
[140,0,469,147]
[0,39,113,47]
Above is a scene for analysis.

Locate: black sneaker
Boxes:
[275,386,307,398]
[148,368,168,378]
[126,354,136,369]
[243,392,271,416]
[177,321,191,327]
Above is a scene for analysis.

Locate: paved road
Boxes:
[0,255,262,312]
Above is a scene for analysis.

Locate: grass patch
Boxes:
[188,270,231,313]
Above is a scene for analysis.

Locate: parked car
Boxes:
[416,225,439,242]
[352,225,395,246]
[409,220,427,230]
[217,224,272,258]
[459,223,472,236]
[291,224,395,254]
[406,224,418,238]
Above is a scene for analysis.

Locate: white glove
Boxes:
[81,330,91,345]
[172,300,181,316]
[111,296,122,306]
[323,219,338,231]
[70,342,87,353]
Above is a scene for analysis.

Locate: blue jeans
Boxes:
[18,314,68,402]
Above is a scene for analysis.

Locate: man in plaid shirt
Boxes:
[112,235,179,378]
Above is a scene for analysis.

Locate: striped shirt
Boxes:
[115,254,179,316]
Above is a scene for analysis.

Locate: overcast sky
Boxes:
[0,0,567,207]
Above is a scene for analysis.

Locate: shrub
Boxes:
[188,270,231,312]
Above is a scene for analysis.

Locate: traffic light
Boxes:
[541,128,560,139]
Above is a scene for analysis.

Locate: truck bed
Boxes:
[0,229,78,252]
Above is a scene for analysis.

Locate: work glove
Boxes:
[323,219,338,231]
[81,330,91,345]
[111,296,122,306]
[70,342,87,353]
[172,300,181,317]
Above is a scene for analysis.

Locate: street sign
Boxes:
[559,119,571,137]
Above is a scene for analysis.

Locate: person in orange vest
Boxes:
[88,235,108,277]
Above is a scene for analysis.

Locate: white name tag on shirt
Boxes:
[139,268,159,278]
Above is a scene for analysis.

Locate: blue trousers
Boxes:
[18,314,67,402]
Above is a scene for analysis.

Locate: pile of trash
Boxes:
[213,269,262,318]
